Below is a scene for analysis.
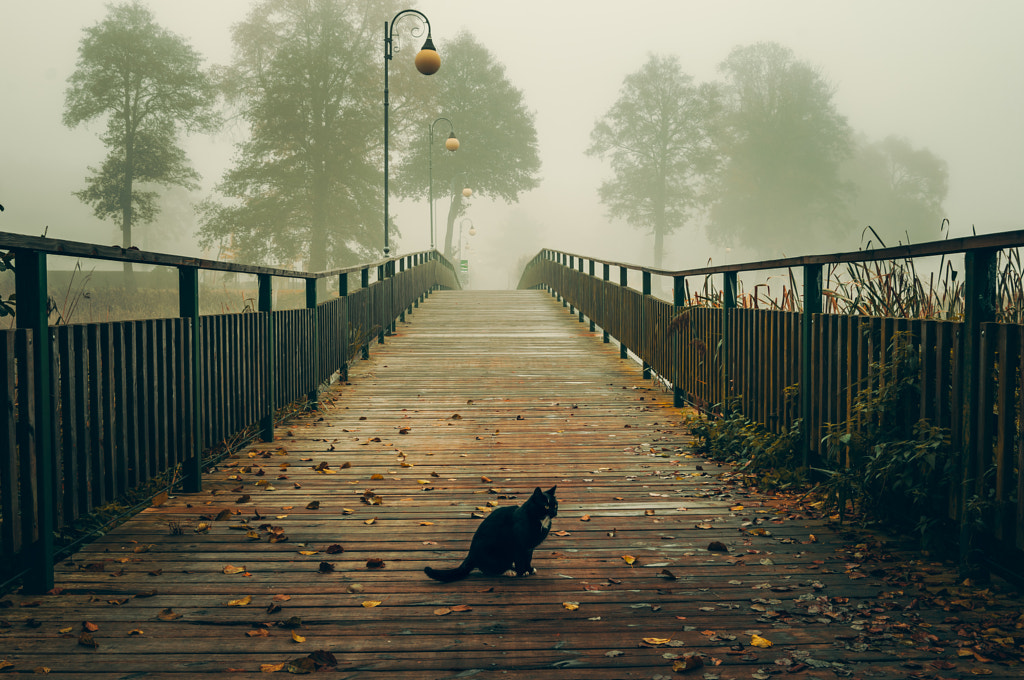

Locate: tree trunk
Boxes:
[443,192,463,262]
[122,128,135,291]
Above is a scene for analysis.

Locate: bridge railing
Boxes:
[0,231,459,591]
[519,230,1024,572]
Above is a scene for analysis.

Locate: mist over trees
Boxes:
[587,55,721,269]
[393,32,541,262]
[590,41,950,262]
[198,0,418,270]
[63,1,218,274]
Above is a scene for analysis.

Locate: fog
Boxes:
[2,1,1023,289]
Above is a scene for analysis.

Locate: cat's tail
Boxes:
[424,558,473,582]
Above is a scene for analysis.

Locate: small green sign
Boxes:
[460,259,469,272]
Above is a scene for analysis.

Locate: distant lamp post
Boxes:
[429,117,458,251]
[462,186,473,198]
[384,9,439,257]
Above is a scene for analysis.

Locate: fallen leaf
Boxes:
[82,621,99,632]
[246,629,269,637]
[156,608,181,620]
[298,550,319,556]
[622,555,637,566]
[273,594,291,602]
[563,602,580,610]
[318,562,335,573]
[434,607,452,616]
[580,515,591,522]
[260,662,286,672]
[361,600,382,608]
[227,595,252,607]
[450,604,472,612]
[672,654,704,672]
[325,544,344,554]
[223,565,246,575]
[78,632,98,648]
[366,558,386,570]
[750,634,773,648]
[305,501,320,510]
[364,518,376,525]
[642,637,672,645]
[128,629,143,636]
[292,631,306,643]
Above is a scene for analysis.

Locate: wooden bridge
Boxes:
[2,230,1024,678]
[1,286,1023,678]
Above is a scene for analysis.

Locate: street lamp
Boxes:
[384,9,440,258]
[429,117,459,251]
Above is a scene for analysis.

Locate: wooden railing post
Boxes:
[800,264,822,467]
[361,267,371,359]
[642,271,652,379]
[14,249,54,593]
[177,266,202,493]
[399,257,407,323]
[959,247,998,578]
[378,263,387,343]
[722,271,737,412]
[602,264,611,344]
[588,260,596,332]
[258,274,274,441]
[306,277,319,407]
[619,266,629,359]
[673,275,687,408]
[339,272,349,380]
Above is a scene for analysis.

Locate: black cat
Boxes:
[424,486,558,582]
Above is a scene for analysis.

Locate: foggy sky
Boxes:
[2,0,1022,288]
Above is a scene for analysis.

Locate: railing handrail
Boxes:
[0,230,451,279]
[547,227,1024,279]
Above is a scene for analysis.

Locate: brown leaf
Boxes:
[78,632,98,649]
[246,628,269,637]
[82,621,99,632]
[214,508,233,521]
[235,495,251,504]
[318,562,335,573]
[672,654,704,673]
[707,541,728,552]
[449,604,472,612]
[325,544,344,554]
[305,501,320,510]
[366,558,386,570]
[223,564,247,575]
[434,608,452,616]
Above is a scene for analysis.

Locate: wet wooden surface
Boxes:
[2,290,1022,679]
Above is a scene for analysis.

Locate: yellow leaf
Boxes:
[227,595,252,606]
[364,518,376,525]
[419,521,435,526]
[361,600,382,608]
[750,634,773,648]
[562,602,580,610]
[371,474,384,480]
[223,565,246,575]
[434,607,452,616]
[298,550,318,556]
[260,662,286,672]
[128,629,144,636]
[417,479,431,484]
[643,637,671,645]
[342,508,355,515]
[291,631,306,643]
[622,555,636,565]
[58,626,73,634]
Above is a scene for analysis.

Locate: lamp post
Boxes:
[429,117,459,251]
[384,9,440,258]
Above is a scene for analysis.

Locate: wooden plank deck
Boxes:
[2,289,1023,679]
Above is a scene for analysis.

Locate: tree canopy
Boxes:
[587,54,721,268]
[63,1,217,270]
[707,42,853,253]
[199,0,417,270]
[393,32,541,261]
[842,134,949,245]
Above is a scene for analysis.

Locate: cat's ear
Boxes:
[546,485,557,496]
[532,487,543,497]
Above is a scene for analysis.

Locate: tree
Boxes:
[586,54,721,269]
[842,134,948,245]
[708,42,853,254]
[393,32,541,262]
[199,0,423,270]
[64,2,217,275]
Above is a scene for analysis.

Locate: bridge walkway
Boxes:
[1,290,1021,679]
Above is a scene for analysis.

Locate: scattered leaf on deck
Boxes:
[434,607,452,616]
[563,602,580,610]
[366,558,386,569]
[642,638,671,646]
[157,608,181,620]
[291,631,306,643]
[306,501,320,510]
[622,555,637,565]
[227,595,252,607]
[325,544,344,554]
[750,634,773,648]
[223,565,246,575]
[361,601,382,608]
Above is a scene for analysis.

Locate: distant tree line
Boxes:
[588,44,949,265]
